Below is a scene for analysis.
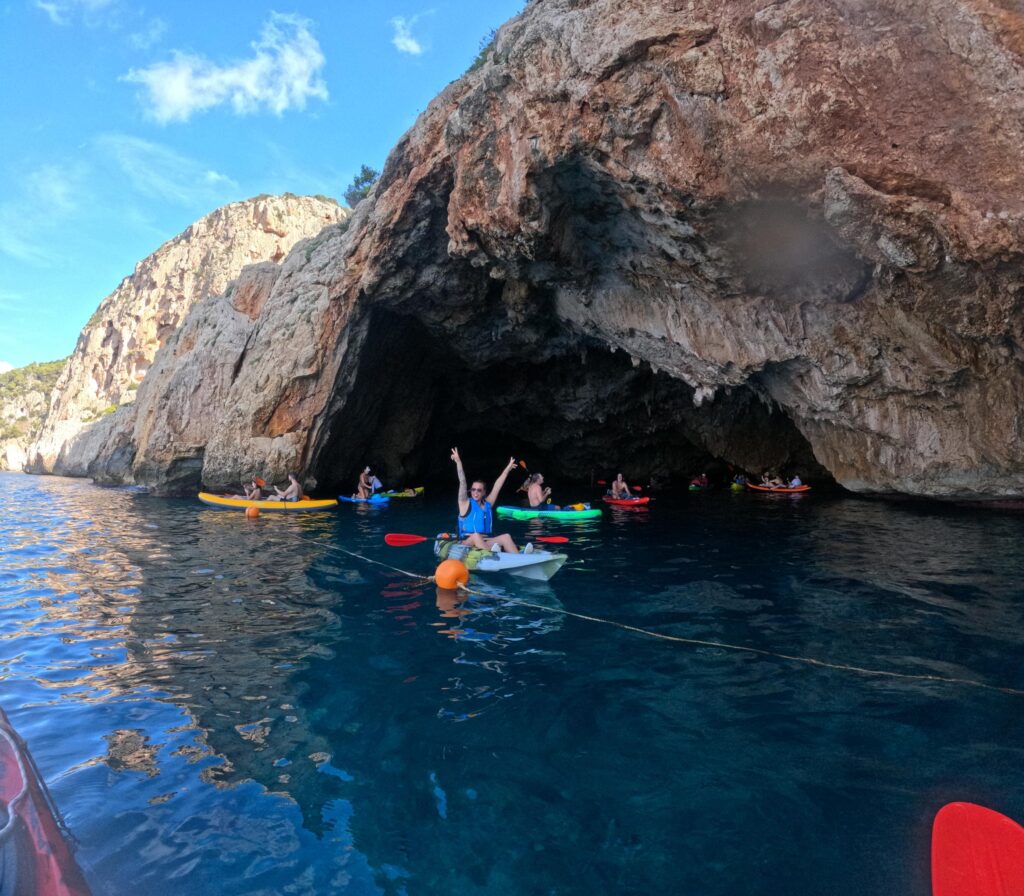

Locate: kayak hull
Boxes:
[602,496,651,506]
[434,539,567,581]
[338,494,391,504]
[198,492,338,511]
[0,708,92,896]
[496,506,602,521]
[745,483,811,494]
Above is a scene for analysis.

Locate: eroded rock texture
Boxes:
[90,0,1024,497]
[26,195,347,476]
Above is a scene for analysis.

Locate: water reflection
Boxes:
[4,474,1024,895]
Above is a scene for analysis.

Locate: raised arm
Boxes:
[487,457,517,506]
[452,447,470,516]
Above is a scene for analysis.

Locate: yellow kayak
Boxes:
[198,492,338,512]
[382,486,424,498]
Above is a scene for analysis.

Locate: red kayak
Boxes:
[745,483,811,494]
[932,802,1024,896]
[0,707,91,895]
[602,496,651,506]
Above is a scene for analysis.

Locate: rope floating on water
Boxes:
[286,532,1024,699]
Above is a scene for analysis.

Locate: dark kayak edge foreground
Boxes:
[0,707,91,896]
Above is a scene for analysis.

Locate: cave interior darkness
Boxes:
[309,309,831,498]
[306,157,852,498]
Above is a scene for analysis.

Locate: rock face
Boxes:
[0,360,65,471]
[77,0,1024,497]
[26,194,347,476]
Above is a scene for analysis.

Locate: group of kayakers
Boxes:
[233,452,805,556]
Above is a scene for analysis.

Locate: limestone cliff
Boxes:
[79,0,1024,498]
[26,194,347,476]
[0,360,65,471]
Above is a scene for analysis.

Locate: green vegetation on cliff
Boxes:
[0,359,65,440]
[0,359,65,402]
[343,166,379,208]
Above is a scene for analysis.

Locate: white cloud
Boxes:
[128,17,166,51]
[0,163,83,263]
[0,361,13,374]
[34,0,116,26]
[123,13,328,124]
[390,16,423,55]
[95,134,238,205]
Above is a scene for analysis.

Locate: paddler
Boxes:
[527,473,560,509]
[451,447,524,554]
[609,473,631,499]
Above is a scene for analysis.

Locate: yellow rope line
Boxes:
[288,533,1024,699]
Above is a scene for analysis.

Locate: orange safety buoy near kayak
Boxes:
[434,558,469,590]
[245,507,260,520]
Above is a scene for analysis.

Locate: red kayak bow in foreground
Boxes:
[1,707,92,895]
[932,802,1024,896]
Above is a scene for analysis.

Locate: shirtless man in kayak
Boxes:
[527,473,558,509]
[452,447,522,554]
[268,473,302,501]
[609,473,631,499]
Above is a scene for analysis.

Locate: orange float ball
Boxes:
[245,506,260,520]
[434,558,469,590]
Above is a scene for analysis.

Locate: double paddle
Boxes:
[596,479,643,491]
[385,533,568,547]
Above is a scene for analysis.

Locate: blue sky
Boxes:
[0,0,524,369]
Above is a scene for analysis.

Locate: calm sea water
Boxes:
[2,471,1024,895]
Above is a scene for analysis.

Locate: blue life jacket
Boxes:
[458,499,493,537]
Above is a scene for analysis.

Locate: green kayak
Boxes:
[496,505,603,521]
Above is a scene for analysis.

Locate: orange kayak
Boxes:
[746,483,811,493]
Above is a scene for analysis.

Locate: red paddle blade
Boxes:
[596,480,607,485]
[384,533,428,547]
[933,802,1024,896]
[535,536,569,544]
[632,485,643,491]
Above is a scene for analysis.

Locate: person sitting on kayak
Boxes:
[527,473,559,509]
[761,471,785,488]
[609,473,631,499]
[355,466,375,499]
[733,473,748,486]
[268,473,302,501]
[788,474,803,488]
[452,447,523,554]
[243,476,266,500]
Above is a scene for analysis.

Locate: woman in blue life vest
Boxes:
[451,447,522,553]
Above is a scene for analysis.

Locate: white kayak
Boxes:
[433,538,567,582]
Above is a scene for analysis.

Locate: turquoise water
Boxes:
[2,471,1024,895]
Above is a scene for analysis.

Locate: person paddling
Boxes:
[527,473,559,509]
[243,476,266,500]
[268,473,302,502]
[451,447,524,554]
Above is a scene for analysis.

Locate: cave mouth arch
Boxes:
[307,308,830,497]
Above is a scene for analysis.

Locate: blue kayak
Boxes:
[338,494,391,504]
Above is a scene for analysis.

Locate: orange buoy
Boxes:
[434,558,469,590]
[245,506,260,520]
